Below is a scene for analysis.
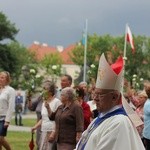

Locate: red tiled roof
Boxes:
[60,44,75,64]
[28,43,76,64]
[29,44,57,60]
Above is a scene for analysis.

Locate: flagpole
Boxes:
[83,19,88,82]
[122,24,127,92]
[123,24,128,64]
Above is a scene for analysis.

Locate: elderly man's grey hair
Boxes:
[61,87,75,101]
[79,81,87,86]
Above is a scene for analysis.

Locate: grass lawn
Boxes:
[2,118,38,150]
[4,131,37,150]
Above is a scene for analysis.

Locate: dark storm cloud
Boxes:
[1,0,150,47]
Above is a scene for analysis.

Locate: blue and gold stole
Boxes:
[77,107,127,150]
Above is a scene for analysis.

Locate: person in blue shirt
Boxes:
[143,83,150,150]
[15,90,23,126]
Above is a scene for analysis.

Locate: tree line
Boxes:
[0,11,150,90]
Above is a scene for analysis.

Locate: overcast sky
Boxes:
[1,0,150,47]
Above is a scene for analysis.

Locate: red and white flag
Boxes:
[126,25,135,53]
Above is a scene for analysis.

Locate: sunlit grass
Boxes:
[3,131,37,150]
[2,113,37,150]
[2,116,38,150]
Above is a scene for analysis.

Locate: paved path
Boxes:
[8,125,31,132]
[8,113,37,132]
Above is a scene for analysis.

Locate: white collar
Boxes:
[99,105,122,118]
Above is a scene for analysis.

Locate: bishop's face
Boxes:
[93,88,116,113]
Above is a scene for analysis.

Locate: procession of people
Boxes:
[0,52,150,150]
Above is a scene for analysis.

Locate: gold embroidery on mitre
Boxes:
[99,68,106,80]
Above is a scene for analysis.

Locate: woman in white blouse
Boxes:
[31,81,61,150]
[0,71,16,150]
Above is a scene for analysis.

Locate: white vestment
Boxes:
[76,114,145,150]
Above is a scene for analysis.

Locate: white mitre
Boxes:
[96,53,123,91]
[95,53,143,127]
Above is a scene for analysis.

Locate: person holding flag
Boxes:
[75,53,145,150]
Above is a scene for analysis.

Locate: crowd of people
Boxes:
[0,53,150,150]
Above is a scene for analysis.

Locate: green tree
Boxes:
[124,36,150,89]
[0,11,19,73]
[0,44,17,72]
[70,34,114,83]
[71,34,150,88]
[71,34,111,67]
[7,42,37,74]
[7,42,37,88]
[0,12,38,88]
[0,11,18,41]
[41,52,63,76]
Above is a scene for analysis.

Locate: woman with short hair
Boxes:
[48,87,84,150]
